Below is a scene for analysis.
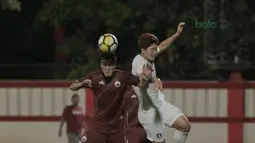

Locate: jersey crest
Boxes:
[114,80,121,88]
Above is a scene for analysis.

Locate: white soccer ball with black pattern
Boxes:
[98,33,118,53]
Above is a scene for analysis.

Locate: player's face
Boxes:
[100,59,116,77]
[72,96,80,105]
[142,44,158,62]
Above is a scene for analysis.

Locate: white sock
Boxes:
[173,130,188,143]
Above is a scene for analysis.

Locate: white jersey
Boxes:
[132,52,185,142]
[132,54,165,111]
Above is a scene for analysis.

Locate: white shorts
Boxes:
[138,100,184,142]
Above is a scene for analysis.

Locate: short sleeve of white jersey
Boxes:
[132,55,147,76]
[132,55,146,100]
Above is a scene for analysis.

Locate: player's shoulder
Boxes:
[76,106,83,112]
[132,54,143,61]
[64,105,72,111]
[115,69,129,76]
[115,69,126,73]
[114,70,133,80]
[132,54,147,65]
[87,71,100,76]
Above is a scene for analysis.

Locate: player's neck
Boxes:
[101,71,116,83]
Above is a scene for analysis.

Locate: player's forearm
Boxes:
[140,88,151,110]
[70,83,83,91]
[138,80,148,88]
[158,33,179,53]
[59,119,64,130]
[137,74,150,88]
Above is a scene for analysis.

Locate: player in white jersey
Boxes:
[132,22,191,143]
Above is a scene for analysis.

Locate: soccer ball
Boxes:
[98,33,118,53]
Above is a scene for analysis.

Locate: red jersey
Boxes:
[80,70,140,133]
[62,105,84,133]
[123,86,142,128]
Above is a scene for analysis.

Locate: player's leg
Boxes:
[68,133,81,143]
[67,132,76,143]
[161,101,191,143]
[67,132,81,143]
[138,110,165,143]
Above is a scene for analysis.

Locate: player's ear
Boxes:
[141,48,146,54]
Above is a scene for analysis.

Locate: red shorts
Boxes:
[81,127,150,143]
[80,118,123,143]
[107,127,150,143]
[80,116,150,143]
[81,129,125,143]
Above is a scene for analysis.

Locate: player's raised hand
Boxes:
[175,22,185,35]
[142,63,154,77]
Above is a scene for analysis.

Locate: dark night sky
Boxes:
[0,0,55,64]
[1,0,255,64]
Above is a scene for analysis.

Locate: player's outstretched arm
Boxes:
[69,79,92,91]
[58,108,67,137]
[157,22,185,54]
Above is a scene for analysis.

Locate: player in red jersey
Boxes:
[70,53,155,143]
[123,86,150,143]
[58,94,85,143]
[108,81,161,143]
[123,81,161,143]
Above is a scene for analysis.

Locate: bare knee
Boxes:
[172,115,191,132]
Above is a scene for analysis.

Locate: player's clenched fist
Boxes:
[154,78,163,90]
[175,22,185,36]
[81,79,92,88]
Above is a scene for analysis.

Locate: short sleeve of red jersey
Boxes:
[123,71,140,86]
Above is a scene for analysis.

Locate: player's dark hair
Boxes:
[100,53,117,63]
[138,33,159,50]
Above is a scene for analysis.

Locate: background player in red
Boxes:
[123,86,149,143]
[70,53,155,143]
[58,94,85,143]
